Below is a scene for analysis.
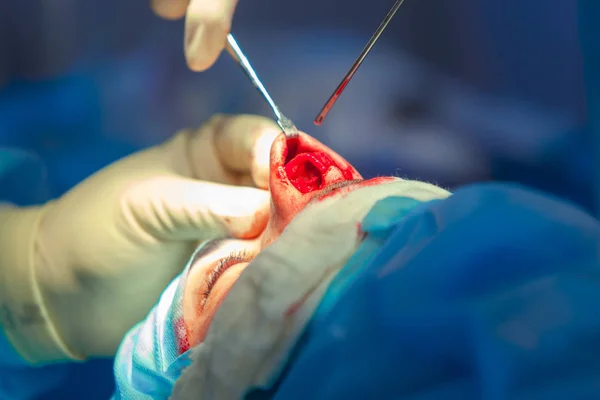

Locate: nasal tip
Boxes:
[262,131,361,245]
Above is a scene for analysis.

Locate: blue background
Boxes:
[0,0,593,398]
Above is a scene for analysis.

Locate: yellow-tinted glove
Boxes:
[0,114,279,364]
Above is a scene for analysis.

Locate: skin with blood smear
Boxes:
[181,131,391,351]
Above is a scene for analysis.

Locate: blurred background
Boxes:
[0,0,590,398]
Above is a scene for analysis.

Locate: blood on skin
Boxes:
[264,135,362,245]
[174,317,190,354]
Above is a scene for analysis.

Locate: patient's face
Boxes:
[180,131,397,349]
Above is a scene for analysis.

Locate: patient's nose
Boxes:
[262,132,362,246]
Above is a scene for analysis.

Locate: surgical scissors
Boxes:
[225,34,299,138]
[314,0,408,126]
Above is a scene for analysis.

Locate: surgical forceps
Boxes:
[225,34,299,138]
[314,0,408,126]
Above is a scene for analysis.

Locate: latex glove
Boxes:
[151,0,238,72]
[0,114,279,364]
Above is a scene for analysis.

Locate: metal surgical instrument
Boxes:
[225,34,299,138]
[314,0,408,126]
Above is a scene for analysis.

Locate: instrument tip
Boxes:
[278,115,299,139]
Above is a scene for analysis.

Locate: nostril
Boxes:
[263,132,363,246]
[280,136,358,195]
[285,154,327,193]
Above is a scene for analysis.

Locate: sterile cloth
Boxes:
[110,183,600,399]
[269,184,600,399]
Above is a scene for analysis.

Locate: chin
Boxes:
[173,131,450,400]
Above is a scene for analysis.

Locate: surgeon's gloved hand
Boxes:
[0,114,279,364]
[151,0,238,72]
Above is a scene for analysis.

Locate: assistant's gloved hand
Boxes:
[151,0,239,72]
[0,114,279,364]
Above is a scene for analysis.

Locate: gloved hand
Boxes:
[0,114,279,364]
[151,0,239,72]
